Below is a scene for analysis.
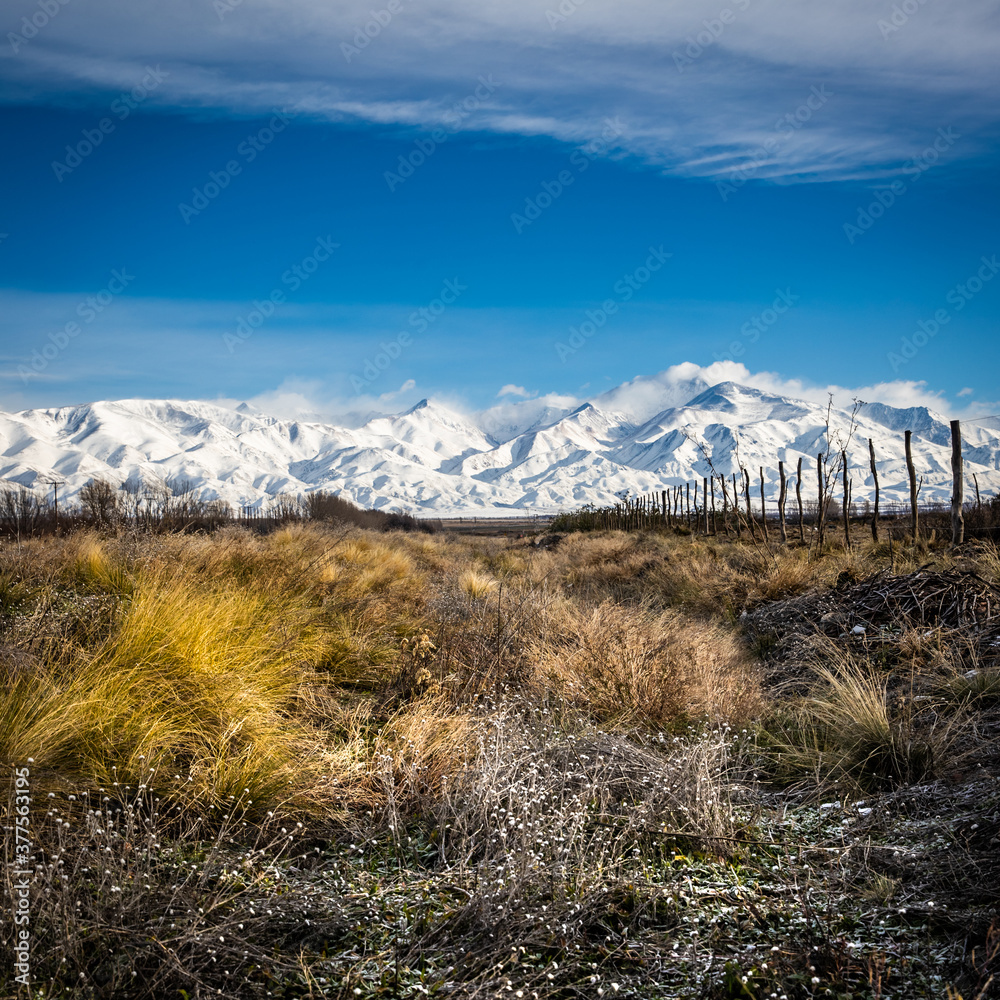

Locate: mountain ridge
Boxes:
[1,380,997,515]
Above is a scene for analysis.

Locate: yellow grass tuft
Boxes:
[459,568,499,600]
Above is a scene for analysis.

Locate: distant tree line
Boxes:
[0,478,432,538]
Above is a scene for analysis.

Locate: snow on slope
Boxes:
[1,380,998,515]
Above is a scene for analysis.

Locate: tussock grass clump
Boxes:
[458,568,499,600]
[1,565,335,812]
[536,599,761,728]
[762,643,958,791]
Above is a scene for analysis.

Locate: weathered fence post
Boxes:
[662,489,668,528]
[703,477,710,534]
[720,475,729,535]
[796,456,804,543]
[710,477,717,534]
[743,468,757,540]
[905,429,919,541]
[778,460,787,544]
[951,419,964,546]
[868,438,880,543]
[816,453,825,545]
[842,449,851,550]
[759,467,769,542]
[732,472,742,539]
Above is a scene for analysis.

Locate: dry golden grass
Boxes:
[534,597,761,727]
[2,521,996,819]
[458,567,498,599]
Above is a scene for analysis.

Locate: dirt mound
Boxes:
[743,568,1000,688]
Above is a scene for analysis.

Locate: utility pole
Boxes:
[41,477,66,530]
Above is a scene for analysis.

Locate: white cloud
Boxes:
[2,0,997,181]
[497,384,533,398]
[239,361,986,433]
[958,387,974,397]
[584,361,992,423]
[380,378,416,402]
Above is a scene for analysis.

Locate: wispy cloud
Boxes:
[2,0,998,181]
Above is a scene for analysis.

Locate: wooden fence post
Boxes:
[842,449,851,550]
[742,469,755,539]
[720,475,729,535]
[759,467,769,542]
[796,456,804,543]
[905,429,919,541]
[868,438,880,543]
[816,453,825,545]
[746,469,758,539]
[732,472,742,539]
[778,460,787,544]
[710,477,717,534]
[662,489,668,527]
[951,419,964,546]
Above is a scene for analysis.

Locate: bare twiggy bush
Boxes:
[352,697,744,885]
[2,779,322,998]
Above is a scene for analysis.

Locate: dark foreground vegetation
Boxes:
[2,522,999,998]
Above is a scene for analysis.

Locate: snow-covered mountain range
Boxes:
[2,377,998,515]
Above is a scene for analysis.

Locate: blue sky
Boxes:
[1,0,998,420]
